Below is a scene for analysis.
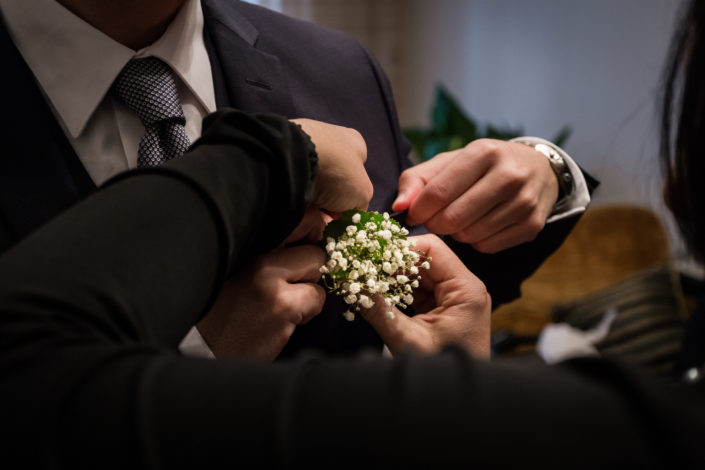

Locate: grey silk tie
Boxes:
[111,57,191,167]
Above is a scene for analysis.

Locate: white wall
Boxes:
[400,0,696,270]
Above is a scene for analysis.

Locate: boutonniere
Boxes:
[320,210,431,321]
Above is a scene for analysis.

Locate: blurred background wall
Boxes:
[244,0,697,274]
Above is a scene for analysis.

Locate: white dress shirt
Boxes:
[0,0,216,185]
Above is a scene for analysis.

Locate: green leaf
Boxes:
[551,126,572,148]
[431,85,477,140]
[401,82,572,162]
[402,128,431,161]
[485,124,522,141]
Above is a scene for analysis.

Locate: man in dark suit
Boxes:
[0,0,595,357]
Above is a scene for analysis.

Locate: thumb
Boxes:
[393,153,451,214]
[392,169,425,212]
[360,299,416,355]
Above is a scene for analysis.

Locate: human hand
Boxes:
[291,118,373,213]
[281,207,328,246]
[392,139,558,253]
[360,234,491,358]
[196,243,326,360]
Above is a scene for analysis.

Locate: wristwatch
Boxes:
[513,139,574,213]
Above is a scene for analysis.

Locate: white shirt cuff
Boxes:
[178,326,215,359]
[511,136,591,223]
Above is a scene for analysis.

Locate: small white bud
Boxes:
[352,213,361,223]
[349,282,361,294]
[343,310,356,321]
[359,295,374,309]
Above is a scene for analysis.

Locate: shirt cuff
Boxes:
[510,136,591,223]
[178,326,215,359]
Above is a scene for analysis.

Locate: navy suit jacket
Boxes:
[0,0,590,356]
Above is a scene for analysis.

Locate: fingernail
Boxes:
[392,194,406,211]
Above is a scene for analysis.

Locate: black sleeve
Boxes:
[0,110,701,469]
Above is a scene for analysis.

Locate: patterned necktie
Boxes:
[111,57,191,167]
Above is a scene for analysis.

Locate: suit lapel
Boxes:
[0,19,95,244]
[201,0,295,116]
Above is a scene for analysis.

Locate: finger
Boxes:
[392,151,455,212]
[265,244,327,282]
[406,147,492,226]
[282,208,326,246]
[421,173,501,235]
[286,282,326,325]
[392,168,427,213]
[468,219,543,254]
[451,196,536,245]
[359,301,416,353]
[410,234,482,285]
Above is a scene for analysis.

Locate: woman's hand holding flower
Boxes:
[361,234,492,358]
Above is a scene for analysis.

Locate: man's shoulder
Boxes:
[203,0,367,60]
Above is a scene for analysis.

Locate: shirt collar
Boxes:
[0,0,215,138]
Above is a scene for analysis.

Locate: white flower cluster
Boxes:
[320,210,431,321]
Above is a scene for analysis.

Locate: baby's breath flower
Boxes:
[359,295,374,309]
[320,210,431,321]
[382,262,393,274]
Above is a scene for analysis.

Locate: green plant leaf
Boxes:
[485,124,522,141]
[551,126,572,148]
[431,85,477,140]
[402,128,431,161]
[401,82,572,161]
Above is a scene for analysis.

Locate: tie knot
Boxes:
[111,57,185,126]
